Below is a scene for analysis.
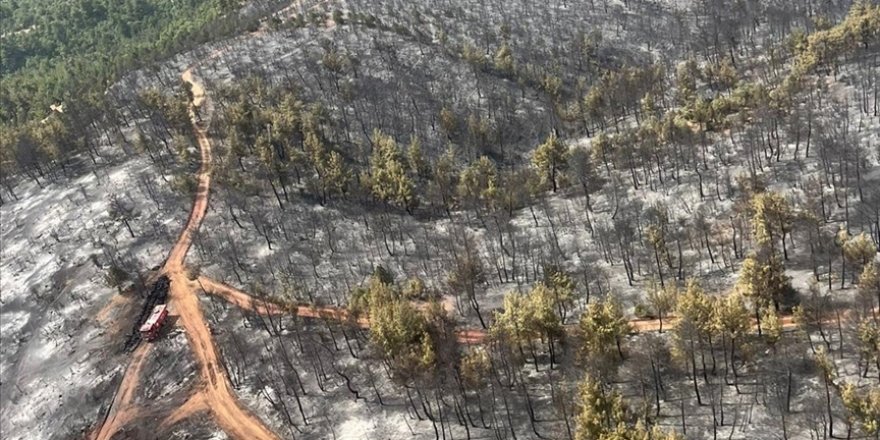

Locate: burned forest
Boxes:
[1,0,880,439]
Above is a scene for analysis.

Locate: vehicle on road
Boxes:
[139,304,168,341]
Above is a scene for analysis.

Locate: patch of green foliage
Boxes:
[0,0,239,125]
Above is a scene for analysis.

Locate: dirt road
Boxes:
[161,65,278,440]
[159,392,206,429]
[199,273,816,346]
[198,275,370,325]
[90,344,151,440]
[197,276,287,316]
[91,9,348,438]
[198,276,489,342]
[166,68,212,271]
[91,61,278,440]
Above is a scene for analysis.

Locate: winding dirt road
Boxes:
[91,60,278,440]
[198,276,488,344]
[198,275,367,323]
[162,65,278,440]
[91,344,151,440]
[196,273,811,345]
[199,274,806,345]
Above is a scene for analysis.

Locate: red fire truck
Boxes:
[139,304,168,341]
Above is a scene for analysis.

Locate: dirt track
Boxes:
[90,60,279,440]
[199,274,815,346]
[198,275,369,323]
[162,65,278,440]
[198,276,491,343]
[91,344,151,440]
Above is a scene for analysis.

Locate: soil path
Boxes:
[198,275,490,343]
[91,343,151,440]
[89,9,339,437]
[166,67,211,271]
[159,392,207,429]
[198,275,365,323]
[161,64,278,440]
[90,57,278,440]
[199,273,817,346]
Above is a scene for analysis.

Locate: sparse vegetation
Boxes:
[2,0,880,439]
